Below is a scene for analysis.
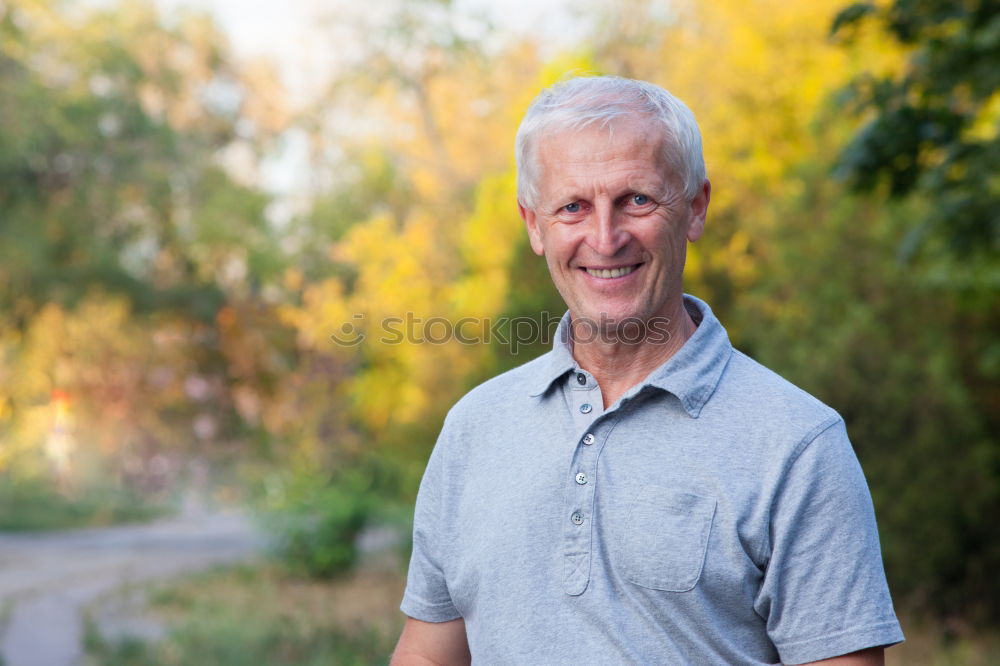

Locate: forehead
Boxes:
[533,117,672,198]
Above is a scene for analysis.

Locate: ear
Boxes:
[519,202,546,256]
[686,179,711,243]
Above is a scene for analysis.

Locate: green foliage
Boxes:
[0,474,164,531]
[826,0,1000,621]
[259,465,378,578]
[832,0,1000,259]
[0,1,267,324]
[0,0,295,509]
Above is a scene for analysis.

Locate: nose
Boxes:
[587,200,630,257]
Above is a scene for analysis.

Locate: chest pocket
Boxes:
[618,488,716,592]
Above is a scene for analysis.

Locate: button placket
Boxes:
[562,377,611,596]
[569,374,602,435]
[563,437,597,594]
[563,424,606,596]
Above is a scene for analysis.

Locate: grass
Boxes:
[84,563,406,666]
[0,597,10,666]
[79,561,1000,666]
[0,476,165,531]
[886,615,1000,666]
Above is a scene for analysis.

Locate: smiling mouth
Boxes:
[583,264,641,279]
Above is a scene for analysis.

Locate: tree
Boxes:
[0,0,286,327]
[0,0,294,493]
[828,0,1000,623]
[832,0,1000,260]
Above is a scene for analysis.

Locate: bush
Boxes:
[260,466,377,578]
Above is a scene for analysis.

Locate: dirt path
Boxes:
[0,510,265,666]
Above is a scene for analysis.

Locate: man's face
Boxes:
[519,117,710,332]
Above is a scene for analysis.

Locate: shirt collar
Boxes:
[526,311,577,397]
[527,294,732,418]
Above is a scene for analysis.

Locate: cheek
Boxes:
[655,219,689,251]
[543,228,580,263]
[545,251,569,278]
[636,224,688,269]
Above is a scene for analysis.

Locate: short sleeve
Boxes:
[755,419,904,664]
[400,418,462,623]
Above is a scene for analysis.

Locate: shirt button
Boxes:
[582,433,595,446]
[575,472,587,485]
[580,403,592,414]
[576,372,586,385]
[571,511,584,525]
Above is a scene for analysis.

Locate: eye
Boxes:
[630,194,650,206]
[563,202,581,213]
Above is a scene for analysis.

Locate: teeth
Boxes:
[586,265,637,279]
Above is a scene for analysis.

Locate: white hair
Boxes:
[515,76,706,209]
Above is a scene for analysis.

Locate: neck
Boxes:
[571,299,698,409]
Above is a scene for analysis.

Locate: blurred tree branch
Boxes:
[831,0,1000,261]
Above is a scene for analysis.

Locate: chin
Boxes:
[573,303,646,327]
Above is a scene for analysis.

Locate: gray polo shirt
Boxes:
[401,295,903,665]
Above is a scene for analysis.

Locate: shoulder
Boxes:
[423,352,555,484]
[711,347,844,450]
[440,352,553,433]
[725,348,837,416]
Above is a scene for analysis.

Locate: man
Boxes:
[392,76,903,665]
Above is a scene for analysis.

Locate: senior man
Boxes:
[392,76,903,665]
